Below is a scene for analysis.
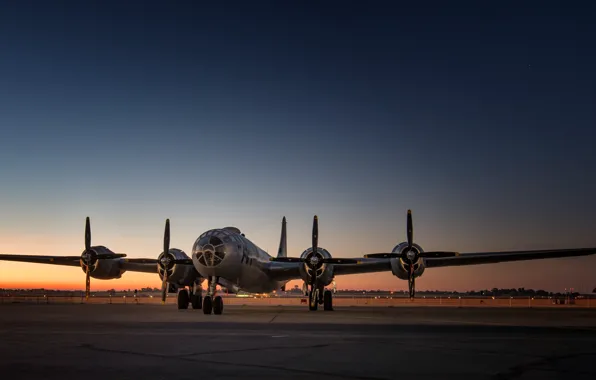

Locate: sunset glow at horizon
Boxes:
[1,2,595,293]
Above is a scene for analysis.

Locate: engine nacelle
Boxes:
[80,246,125,279]
[158,248,201,287]
[389,242,426,280]
[298,247,334,286]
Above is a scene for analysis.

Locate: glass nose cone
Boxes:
[195,231,228,267]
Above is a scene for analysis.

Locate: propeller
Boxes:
[157,219,193,305]
[271,216,358,303]
[80,217,126,300]
[84,217,91,300]
[364,210,459,298]
[160,219,171,304]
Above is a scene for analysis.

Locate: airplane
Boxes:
[1,210,596,315]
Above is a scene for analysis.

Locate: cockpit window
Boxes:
[210,236,223,246]
[198,236,210,247]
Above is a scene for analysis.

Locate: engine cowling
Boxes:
[158,248,200,286]
[389,242,426,280]
[298,247,334,286]
[80,245,125,279]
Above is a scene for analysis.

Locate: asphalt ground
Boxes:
[1,304,595,379]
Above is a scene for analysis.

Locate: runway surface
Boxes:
[1,304,595,379]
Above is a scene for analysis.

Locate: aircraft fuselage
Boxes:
[191,227,286,293]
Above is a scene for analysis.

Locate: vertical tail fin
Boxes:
[277,216,287,258]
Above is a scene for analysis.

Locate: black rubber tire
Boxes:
[202,295,212,314]
[191,294,202,309]
[177,289,189,310]
[323,290,333,311]
[308,289,318,311]
[213,296,224,315]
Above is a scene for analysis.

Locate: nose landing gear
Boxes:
[202,276,223,315]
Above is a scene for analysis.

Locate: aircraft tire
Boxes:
[203,295,212,314]
[191,294,202,309]
[177,289,189,310]
[213,296,224,315]
[323,290,333,311]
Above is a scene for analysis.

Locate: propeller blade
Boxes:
[85,265,91,301]
[164,219,170,256]
[161,219,172,304]
[321,258,359,264]
[96,253,127,260]
[312,215,318,254]
[420,251,459,258]
[406,209,413,250]
[85,217,91,252]
[123,258,157,264]
[84,217,92,301]
[270,257,304,263]
[161,270,168,304]
[364,253,400,259]
[172,258,193,265]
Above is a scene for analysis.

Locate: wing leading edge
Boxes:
[424,247,596,268]
[0,254,81,266]
[0,254,164,274]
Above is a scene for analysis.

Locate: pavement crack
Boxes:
[176,343,329,357]
[268,310,282,323]
[79,343,385,380]
[493,352,596,379]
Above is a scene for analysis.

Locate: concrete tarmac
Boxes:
[1,304,595,379]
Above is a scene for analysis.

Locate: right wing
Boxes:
[0,254,81,267]
[0,254,163,274]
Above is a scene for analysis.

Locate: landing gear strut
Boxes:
[308,288,319,311]
[191,279,202,309]
[203,276,223,315]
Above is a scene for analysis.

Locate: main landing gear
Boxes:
[308,288,333,311]
[176,279,203,310]
[175,277,224,315]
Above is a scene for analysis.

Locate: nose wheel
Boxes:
[202,277,224,315]
[201,295,223,314]
[202,295,212,314]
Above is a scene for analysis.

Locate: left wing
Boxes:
[265,257,392,281]
[424,248,596,268]
[267,247,596,281]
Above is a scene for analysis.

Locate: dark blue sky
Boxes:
[1,1,595,290]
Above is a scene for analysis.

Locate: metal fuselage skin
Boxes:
[190,228,286,294]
